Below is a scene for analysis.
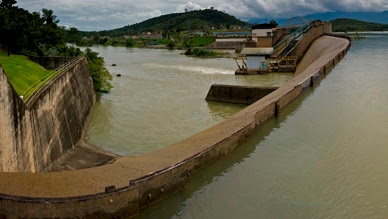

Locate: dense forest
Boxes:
[0,0,112,93]
[331,18,388,32]
[0,0,73,56]
[79,9,248,37]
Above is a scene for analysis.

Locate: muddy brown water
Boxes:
[85,48,292,156]
[86,34,388,218]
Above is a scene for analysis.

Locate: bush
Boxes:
[126,39,134,47]
[84,48,113,93]
[167,41,175,50]
[185,48,218,57]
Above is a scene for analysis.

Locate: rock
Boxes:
[112,63,117,66]
[116,74,122,77]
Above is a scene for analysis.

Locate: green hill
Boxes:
[332,18,388,32]
[81,9,248,37]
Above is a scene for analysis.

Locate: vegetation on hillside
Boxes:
[332,18,388,32]
[79,9,248,37]
[66,9,249,50]
[0,0,113,93]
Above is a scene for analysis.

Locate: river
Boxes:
[85,48,292,155]
[86,34,388,218]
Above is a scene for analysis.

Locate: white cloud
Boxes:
[176,2,204,12]
[16,0,388,31]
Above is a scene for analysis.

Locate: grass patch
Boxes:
[191,36,215,47]
[0,52,54,99]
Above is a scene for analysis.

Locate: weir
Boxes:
[206,84,278,105]
[0,27,351,217]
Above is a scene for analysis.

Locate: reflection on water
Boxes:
[85,48,292,155]
[139,34,388,218]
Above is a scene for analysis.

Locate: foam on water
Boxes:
[143,63,235,75]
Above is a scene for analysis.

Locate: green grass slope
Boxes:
[82,9,248,37]
[0,50,53,99]
[332,18,388,32]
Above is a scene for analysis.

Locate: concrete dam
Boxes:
[0,24,350,217]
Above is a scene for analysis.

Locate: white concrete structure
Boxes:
[252,28,274,37]
[240,48,274,70]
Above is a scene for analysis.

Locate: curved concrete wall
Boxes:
[295,35,350,76]
[0,57,95,172]
[291,22,332,62]
[0,35,350,218]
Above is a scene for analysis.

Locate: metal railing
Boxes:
[272,25,310,56]
[22,56,84,101]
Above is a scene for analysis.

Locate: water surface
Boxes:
[139,35,388,218]
[85,48,292,155]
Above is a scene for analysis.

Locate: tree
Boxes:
[125,39,134,47]
[66,27,81,44]
[41,8,59,25]
[0,5,65,56]
[167,41,175,50]
[0,0,17,8]
[269,20,278,27]
[0,6,32,55]
[38,8,64,51]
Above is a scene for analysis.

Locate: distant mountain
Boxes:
[306,11,388,24]
[82,9,248,37]
[249,18,288,26]
[331,18,388,32]
[248,11,388,26]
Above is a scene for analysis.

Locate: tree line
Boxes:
[0,0,70,56]
[0,0,112,93]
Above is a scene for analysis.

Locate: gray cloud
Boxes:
[16,0,388,31]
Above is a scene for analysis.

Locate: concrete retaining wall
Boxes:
[0,35,350,218]
[0,57,95,172]
[206,84,278,104]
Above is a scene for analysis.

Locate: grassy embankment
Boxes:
[0,50,54,100]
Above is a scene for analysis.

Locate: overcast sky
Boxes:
[16,0,388,31]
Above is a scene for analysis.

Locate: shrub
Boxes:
[126,39,134,47]
[84,48,113,93]
[167,41,175,49]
